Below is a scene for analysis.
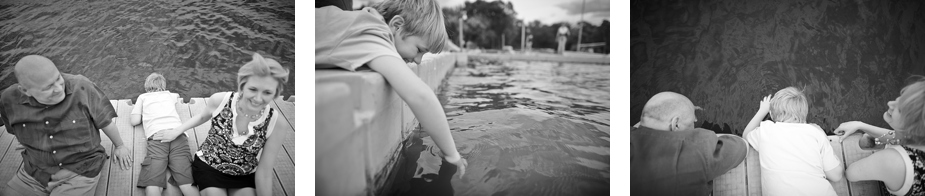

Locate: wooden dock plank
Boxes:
[745,145,761,196]
[103,100,137,196]
[95,100,119,195]
[271,98,296,196]
[0,128,24,194]
[841,134,884,196]
[272,98,296,165]
[827,136,850,196]
[186,98,212,151]
[175,97,199,159]
[273,97,296,129]
[0,129,14,169]
[712,134,747,196]
[118,100,147,196]
[271,129,295,196]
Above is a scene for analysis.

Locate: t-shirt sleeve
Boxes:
[131,96,144,115]
[745,126,761,150]
[745,120,774,150]
[315,6,402,71]
[706,132,748,178]
[821,136,841,171]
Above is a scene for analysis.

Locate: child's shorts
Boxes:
[136,134,195,188]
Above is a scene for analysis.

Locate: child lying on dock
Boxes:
[743,87,844,195]
[130,73,199,196]
[315,0,467,177]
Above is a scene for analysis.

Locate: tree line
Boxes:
[441,0,609,54]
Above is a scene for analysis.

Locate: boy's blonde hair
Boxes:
[237,53,290,97]
[896,76,925,144]
[373,0,447,53]
[770,87,808,123]
[144,73,167,93]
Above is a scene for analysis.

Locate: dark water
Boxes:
[387,58,610,196]
[631,0,925,135]
[0,0,295,99]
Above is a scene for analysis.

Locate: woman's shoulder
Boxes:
[207,92,233,106]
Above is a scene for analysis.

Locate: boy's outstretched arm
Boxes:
[743,95,771,137]
[368,56,467,177]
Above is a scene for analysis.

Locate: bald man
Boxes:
[0,55,132,196]
[631,92,747,196]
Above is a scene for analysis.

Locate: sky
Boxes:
[353,0,611,26]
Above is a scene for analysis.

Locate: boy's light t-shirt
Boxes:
[745,120,840,196]
[131,91,183,139]
[315,6,402,71]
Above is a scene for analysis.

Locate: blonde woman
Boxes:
[154,53,290,196]
[835,76,925,196]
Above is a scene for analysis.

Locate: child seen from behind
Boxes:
[131,73,199,196]
[743,87,844,196]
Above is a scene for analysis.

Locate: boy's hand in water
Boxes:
[758,94,772,114]
[445,154,468,179]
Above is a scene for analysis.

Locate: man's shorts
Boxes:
[6,166,99,196]
[137,133,195,188]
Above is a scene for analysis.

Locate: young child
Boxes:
[315,0,468,176]
[743,87,844,196]
[130,73,198,196]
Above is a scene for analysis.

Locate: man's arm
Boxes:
[708,133,748,178]
[100,122,132,170]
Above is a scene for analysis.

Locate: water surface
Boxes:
[631,0,925,134]
[0,0,295,99]
[387,59,610,196]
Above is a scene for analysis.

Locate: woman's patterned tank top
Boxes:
[198,92,275,175]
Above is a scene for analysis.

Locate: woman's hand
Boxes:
[152,128,182,142]
[835,121,868,142]
[758,94,772,114]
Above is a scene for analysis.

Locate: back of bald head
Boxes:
[14,55,60,88]
[641,92,696,122]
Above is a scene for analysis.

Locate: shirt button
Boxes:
[45,121,49,125]
[72,120,76,123]
[49,135,53,139]
[58,163,62,166]
[52,150,56,154]
[22,124,25,127]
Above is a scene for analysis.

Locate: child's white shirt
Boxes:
[745,120,840,196]
[131,91,184,139]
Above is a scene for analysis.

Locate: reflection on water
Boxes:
[631,0,925,135]
[0,0,294,99]
[387,59,610,195]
